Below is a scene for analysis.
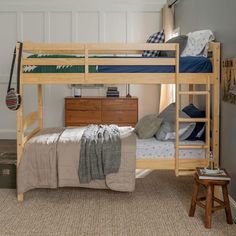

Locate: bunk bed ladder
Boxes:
[175,77,211,176]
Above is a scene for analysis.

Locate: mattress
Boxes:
[27,127,205,160]
[24,55,212,73]
[136,138,206,160]
[24,54,96,73]
[98,56,212,73]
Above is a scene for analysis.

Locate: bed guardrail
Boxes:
[20,42,179,84]
[20,42,220,85]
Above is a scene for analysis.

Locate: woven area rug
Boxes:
[0,170,235,236]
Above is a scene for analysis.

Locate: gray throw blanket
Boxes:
[79,124,121,183]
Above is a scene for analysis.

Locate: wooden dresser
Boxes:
[65,97,138,127]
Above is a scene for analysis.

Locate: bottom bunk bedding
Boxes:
[17,127,136,194]
[17,126,206,194]
[136,138,205,160]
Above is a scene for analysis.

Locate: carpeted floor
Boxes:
[0,171,235,236]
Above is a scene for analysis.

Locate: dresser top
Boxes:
[65,96,138,100]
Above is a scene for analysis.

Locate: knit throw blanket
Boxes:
[79,124,121,183]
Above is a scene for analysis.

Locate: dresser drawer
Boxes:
[102,111,138,124]
[65,111,101,124]
[65,99,101,111]
[102,99,137,111]
[65,97,138,127]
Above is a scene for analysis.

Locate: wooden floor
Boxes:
[0,140,16,154]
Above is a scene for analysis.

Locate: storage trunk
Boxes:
[0,152,16,188]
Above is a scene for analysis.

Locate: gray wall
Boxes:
[175,0,236,200]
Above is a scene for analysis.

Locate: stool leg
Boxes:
[205,185,213,228]
[189,181,199,217]
[222,185,233,224]
[211,185,214,210]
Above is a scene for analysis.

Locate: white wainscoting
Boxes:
[0,0,166,139]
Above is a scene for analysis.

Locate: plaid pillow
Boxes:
[142,30,165,57]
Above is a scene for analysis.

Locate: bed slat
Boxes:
[88,58,176,66]
[22,58,85,66]
[178,118,208,123]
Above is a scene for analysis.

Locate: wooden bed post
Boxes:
[212,43,220,168]
[175,43,180,176]
[17,82,24,202]
[16,42,24,202]
[206,76,211,167]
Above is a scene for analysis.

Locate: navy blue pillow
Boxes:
[182,104,205,141]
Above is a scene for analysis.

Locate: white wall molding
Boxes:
[44,11,50,42]
[0,0,165,12]
[71,11,77,42]
[229,195,236,222]
[0,0,164,139]
[98,11,104,43]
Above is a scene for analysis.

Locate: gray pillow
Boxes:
[155,103,196,141]
[160,35,188,57]
[155,121,196,141]
[134,114,163,139]
[157,103,176,123]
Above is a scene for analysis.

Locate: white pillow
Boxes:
[155,103,196,141]
[181,30,215,57]
[158,122,196,141]
[155,121,196,141]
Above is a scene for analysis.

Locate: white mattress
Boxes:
[136,138,206,160]
[29,127,205,160]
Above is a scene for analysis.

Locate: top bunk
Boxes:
[19,42,220,85]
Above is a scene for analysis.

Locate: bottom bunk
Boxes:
[17,126,208,199]
[136,138,207,171]
[17,127,136,196]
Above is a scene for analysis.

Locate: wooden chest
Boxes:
[0,152,16,189]
[65,97,138,127]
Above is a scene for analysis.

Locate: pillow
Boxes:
[182,103,205,140]
[134,114,163,139]
[142,30,165,57]
[157,103,176,123]
[181,30,215,57]
[159,35,188,57]
[155,121,196,141]
[155,103,196,141]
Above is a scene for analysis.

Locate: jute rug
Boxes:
[0,171,235,236]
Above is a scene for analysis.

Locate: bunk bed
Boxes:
[16,41,220,201]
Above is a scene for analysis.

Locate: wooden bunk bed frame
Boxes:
[16,41,220,202]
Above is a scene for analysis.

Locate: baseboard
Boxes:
[0,129,16,139]
[229,195,236,222]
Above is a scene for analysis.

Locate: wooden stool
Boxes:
[189,173,233,228]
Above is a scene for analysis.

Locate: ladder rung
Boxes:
[178,145,208,149]
[179,91,209,95]
[178,118,209,123]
